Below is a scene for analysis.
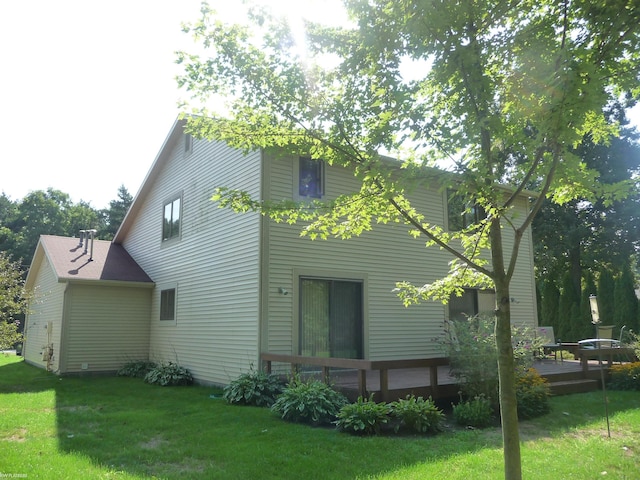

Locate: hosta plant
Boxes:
[144,362,194,386]
[271,378,348,426]
[223,369,285,407]
[335,394,390,435]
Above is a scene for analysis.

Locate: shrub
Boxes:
[452,395,494,428]
[390,395,444,434]
[271,378,348,426]
[625,331,640,361]
[608,362,640,391]
[117,361,157,378]
[223,369,285,407]
[442,314,542,407]
[515,368,551,419]
[144,362,194,386]
[335,394,390,435]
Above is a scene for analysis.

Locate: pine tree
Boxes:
[558,272,580,341]
[540,280,560,334]
[597,268,616,326]
[613,265,638,334]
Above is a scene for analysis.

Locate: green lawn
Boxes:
[1,354,639,479]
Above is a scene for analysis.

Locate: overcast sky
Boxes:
[1,1,638,210]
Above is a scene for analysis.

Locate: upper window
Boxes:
[184,133,193,155]
[299,157,324,199]
[162,196,181,242]
[449,288,495,322]
[447,190,483,231]
[160,288,176,321]
[449,288,478,322]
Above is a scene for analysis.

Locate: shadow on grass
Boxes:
[2,356,639,480]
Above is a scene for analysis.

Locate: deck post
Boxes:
[429,365,439,398]
[322,366,330,384]
[379,369,389,402]
[358,369,367,397]
[264,360,272,374]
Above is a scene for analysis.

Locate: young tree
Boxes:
[177,2,640,478]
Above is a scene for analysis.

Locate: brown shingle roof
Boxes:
[38,235,153,284]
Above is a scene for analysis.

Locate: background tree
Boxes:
[539,279,560,334]
[0,187,131,266]
[557,271,581,341]
[0,252,28,350]
[533,110,640,339]
[177,2,640,478]
[597,267,616,329]
[100,185,133,240]
[614,265,638,333]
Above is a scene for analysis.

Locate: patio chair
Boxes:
[537,326,561,361]
[596,325,614,348]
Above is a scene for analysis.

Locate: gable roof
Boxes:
[26,235,154,289]
[114,117,187,243]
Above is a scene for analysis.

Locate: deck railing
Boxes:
[260,353,449,401]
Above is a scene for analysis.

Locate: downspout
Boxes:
[58,282,72,374]
[258,149,268,368]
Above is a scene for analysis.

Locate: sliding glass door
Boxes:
[299,278,363,359]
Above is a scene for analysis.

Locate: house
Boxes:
[23,118,538,384]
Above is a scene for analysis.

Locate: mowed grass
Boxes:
[1,354,639,479]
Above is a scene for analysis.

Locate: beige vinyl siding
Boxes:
[60,284,151,373]
[262,154,538,361]
[263,155,450,360]
[23,256,65,371]
[501,195,538,328]
[122,134,262,385]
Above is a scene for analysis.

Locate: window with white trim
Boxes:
[162,196,181,242]
[160,288,176,321]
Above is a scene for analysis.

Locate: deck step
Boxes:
[549,379,599,396]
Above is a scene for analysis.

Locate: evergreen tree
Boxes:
[614,265,638,333]
[597,268,616,326]
[558,272,580,341]
[540,280,560,334]
[100,185,133,240]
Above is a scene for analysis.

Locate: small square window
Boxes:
[299,157,324,198]
[160,288,176,321]
[162,197,181,241]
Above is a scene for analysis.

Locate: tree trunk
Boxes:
[495,277,521,480]
[491,219,522,480]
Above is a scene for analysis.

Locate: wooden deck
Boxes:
[326,359,610,401]
[262,352,632,402]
